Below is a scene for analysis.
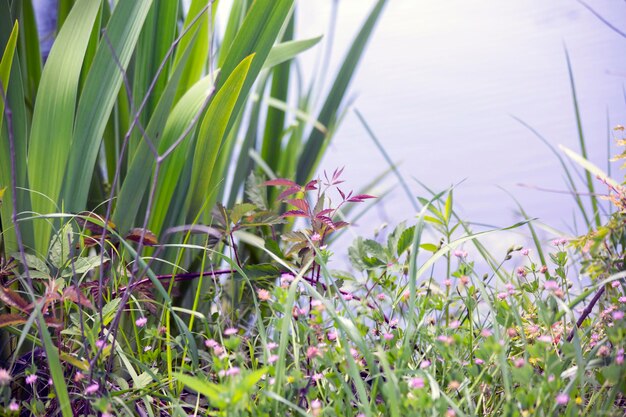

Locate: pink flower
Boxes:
[497,292,508,300]
[409,377,425,389]
[474,358,484,365]
[342,293,354,301]
[539,265,548,273]
[218,367,240,377]
[377,293,386,301]
[619,296,626,303]
[25,374,37,385]
[420,360,431,369]
[514,358,525,368]
[135,317,148,327]
[306,346,320,359]
[267,354,279,364]
[480,329,492,337]
[453,250,468,259]
[95,339,106,349]
[85,383,99,395]
[437,335,453,345]
[443,279,452,287]
[516,267,527,278]
[613,311,625,320]
[556,393,569,405]
[611,281,620,288]
[383,333,394,341]
[537,335,553,343]
[311,399,322,409]
[311,233,322,242]
[205,339,219,348]
[449,320,460,329]
[267,342,278,350]
[327,331,338,341]
[0,369,11,386]
[224,327,238,336]
[544,280,559,291]
[616,348,624,365]
[257,288,271,301]
[9,401,19,411]
[520,248,530,256]
[460,275,469,285]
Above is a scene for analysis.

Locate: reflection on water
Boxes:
[296,1,625,267]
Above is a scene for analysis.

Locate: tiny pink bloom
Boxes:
[521,248,530,256]
[85,383,99,395]
[389,318,399,328]
[9,401,19,411]
[376,293,386,301]
[342,293,354,301]
[95,339,106,349]
[497,292,508,300]
[224,327,238,336]
[420,360,431,369]
[306,346,320,359]
[516,266,527,278]
[537,335,553,343]
[205,339,218,348]
[267,342,278,350]
[102,413,114,417]
[460,275,469,285]
[437,335,453,345]
[544,280,559,291]
[539,265,548,273]
[0,369,11,386]
[409,377,425,389]
[474,358,484,365]
[548,374,555,382]
[480,329,492,337]
[445,409,456,417]
[311,233,321,242]
[619,296,626,303]
[556,393,569,405]
[135,317,148,327]
[327,331,337,341]
[613,310,625,320]
[268,354,279,364]
[443,279,452,287]
[611,281,620,288]
[312,373,324,382]
[455,250,468,259]
[257,288,271,301]
[616,348,624,365]
[311,399,322,409]
[450,320,461,329]
[383,333,394,341]
[25,374,37,385]
[514,358,525,368]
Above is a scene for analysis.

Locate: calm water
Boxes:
[295,1,626,267]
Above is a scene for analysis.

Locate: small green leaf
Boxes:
[49,223,73,270]
[397,226,415,256]
[174,373,228,410]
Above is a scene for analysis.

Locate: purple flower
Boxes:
[409,377,425,389]
[474,358,484,365]
[544,280,559,291]
[556,393,569,405]
[383,333,394,341]
[268,354,279,364]
[84,383,99,395]
[8,401,19,411]
[135,317,148,327]
[453,250,468,259]
[613,310,625,320]
[25,374,37,385]
[224,327,238,336]
[420,360,431,369]
[520,248,530,256]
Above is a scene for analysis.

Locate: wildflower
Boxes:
[514,358,525,368]
[409,377,424,389]
[556,393,569,405]
[480,328,492,337]
[544,280,559,291]
[25,374,37,385]
[311,233,321,242]
[443,279,452,287]
[224,327,238,336]
[389,318,399,328]
[616,348,624,365]
[267,342,278,350]
[280,273,294,288]
[520,248,530,256]
[450,320,460,329]
[460,275,469,285]
[516,266,527,278]
[537,335,553,343]
[213,345,224,356]
[205,339,218,348]
[342,293,354,301]
[135,317,148,327]
[445,408,456,417]
[306,346,320,359]
[611,281,620,288]
[9,401,18,411]
[144,345,152,352]
[419,360,431,369]
[311,299,325,311]
[597,345,610,357]
[311,399,322,416]
[437,335,453,345]
[257,288,271,301]
[539,265,548,273]
[74,372,85,383]
[102,413,114,417]
[548,374,555,382]
[474,358,484,365]
[0,369,11,386]
[497,292,508,300]
[507,328,518,338]
[401,290,410,301]
[612,310,624,320]
[619,296,626,303]
[453,250,467,259]
[85,383,99,395]
[218,367,240,377]
[312,373,323,382]
[383,333,394,341]
[95,339,106,349]
[506,282,516,294]
[376,293,386,301]
[448,380,460,390]
[267,355,279,364]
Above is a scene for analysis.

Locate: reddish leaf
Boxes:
[278,186,302,201]
[337,188,346,200]
[264,178,298,187]
[317,215,337,229]
[287,199,309,213]
[333,221,350,230]
[304,180,318,191]
[347,194,376,203]
[126,228,159,246]
[76,211,116,234]
[282,210,309,218]
[0,286,30,313]
[0,314,26,328]
[316,209,333,217]
[63,286,93,309]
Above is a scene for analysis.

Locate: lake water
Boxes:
[295,1,626,269]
